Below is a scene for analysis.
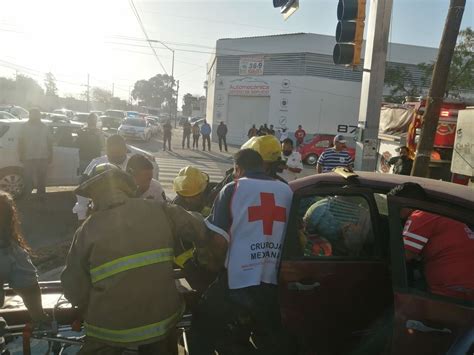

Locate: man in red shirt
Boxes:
[389,183,474,301]
[294,125,306,147]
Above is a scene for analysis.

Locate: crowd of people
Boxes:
[3,110,467,354]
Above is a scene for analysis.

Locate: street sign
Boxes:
[273,0,299,20]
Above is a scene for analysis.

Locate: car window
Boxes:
[315,140,330,148]
[106,111,125,118]
[123,119,146,127]
[0,124,10,138]
[374,193,388,215]
[296,194,375,258]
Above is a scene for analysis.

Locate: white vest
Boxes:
[227,177,293,289]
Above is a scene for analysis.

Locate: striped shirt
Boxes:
[317,148,353,173]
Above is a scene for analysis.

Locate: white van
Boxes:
[0,119,159,196]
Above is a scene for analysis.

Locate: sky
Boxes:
[0,0,472,104]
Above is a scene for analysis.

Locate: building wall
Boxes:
[208,74,362,145]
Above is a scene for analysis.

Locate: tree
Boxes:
[44,72,58,97]
[91,87,113,105]
[182,93,194,116]
[421,27,473,98]
[131,74,175,108]
[384,27,473,102]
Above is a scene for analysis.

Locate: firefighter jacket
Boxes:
[61,194,207,347]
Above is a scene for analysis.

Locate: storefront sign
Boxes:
[239,56,264,76]
[229,78,270,96]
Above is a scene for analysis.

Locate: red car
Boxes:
[298,134,356,166]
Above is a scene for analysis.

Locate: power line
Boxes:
[128,0,168,74]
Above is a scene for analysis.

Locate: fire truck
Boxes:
[377,98,472,185]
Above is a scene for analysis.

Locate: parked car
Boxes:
[49,113,69,123]
[0,111,18,120]
[72,112,103,130]
[188,116,204,125]
[100,110,126,129]
[282,171,474,354]
[0,105,29,119]
[118,118,152,142]
[90,110,103,117]
[178,116,189,126]
[298,134,356,166]
[145,116,162,136]
[126,111,140,118]
[0,118,159,197]
[53,108,75,119]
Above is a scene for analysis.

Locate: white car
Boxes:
[0,111,18,120]
[53,108,75,119]
[118,118,152,142]
[145,116,162,136]
[0,118,159,197]
[72,112,103,130]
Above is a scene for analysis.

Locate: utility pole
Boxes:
[175,80,180,126]
[411,0,465,177]
[112,83,115,97]
[86,74,90,112]
[354,0,393,171]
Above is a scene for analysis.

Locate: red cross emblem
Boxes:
[248,192,287,236]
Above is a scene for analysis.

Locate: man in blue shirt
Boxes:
[316,134,353,173]
[200,120,212,151]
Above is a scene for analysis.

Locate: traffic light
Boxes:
[333,0,366,66]
[273,0,299,20]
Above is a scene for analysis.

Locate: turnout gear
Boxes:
[75,163,136,200]
[62,171,208,350]
[241,135,282,162]
[173,166,209,197]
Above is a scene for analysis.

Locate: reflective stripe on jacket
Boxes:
[61,199,207,347]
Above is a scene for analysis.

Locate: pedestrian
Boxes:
[182,120,192,149]
[217,121,228,152]
[190,148,293,355]
[77,113,103,174]
[388,146,413,175]
[62,165,209,354]
[316,134,354,173]
[279,127,289,142]
[0,191,48,324]
[192,122,200,150]
[257,124,267,136]
[73,134,130,222]
[17,108,52,198]
[201,119,211,151]
[279,138,303,181]
[247,124,258,139]
[126,154,166,201]
[269,124,275,136]
[163,120,172,151]
[295,124,306,147]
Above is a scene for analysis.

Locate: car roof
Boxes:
[290,171,474,209]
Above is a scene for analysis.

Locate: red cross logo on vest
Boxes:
[248,192,287,236]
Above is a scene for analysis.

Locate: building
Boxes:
[205,33,438,145]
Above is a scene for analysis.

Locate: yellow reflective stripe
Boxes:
[90,248,173,283]
[85,304,184,343]
[173,248,194,268]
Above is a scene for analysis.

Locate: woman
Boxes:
[192,122,201,150]
[0,191,46,322]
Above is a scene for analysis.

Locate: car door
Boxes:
[279,186,393,354]
[387,197,474,355]
[47,125,80,186]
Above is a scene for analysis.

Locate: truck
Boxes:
[451,107,474,187]
[376,99,472,185]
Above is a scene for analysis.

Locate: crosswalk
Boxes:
[155,156,232,196]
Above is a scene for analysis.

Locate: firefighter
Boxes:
[172,166,211,216]
[172,166,217,292]
[61,164,208,355]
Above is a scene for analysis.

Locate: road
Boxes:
[132,128,236,198]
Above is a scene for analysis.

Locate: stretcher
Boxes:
[1,271,196,354]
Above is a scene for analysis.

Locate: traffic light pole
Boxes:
[354,0,393,171]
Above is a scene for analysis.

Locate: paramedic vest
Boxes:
[227,177,293,289]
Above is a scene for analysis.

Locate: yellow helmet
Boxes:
[173,166,209,197]
[241,135,282,162]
